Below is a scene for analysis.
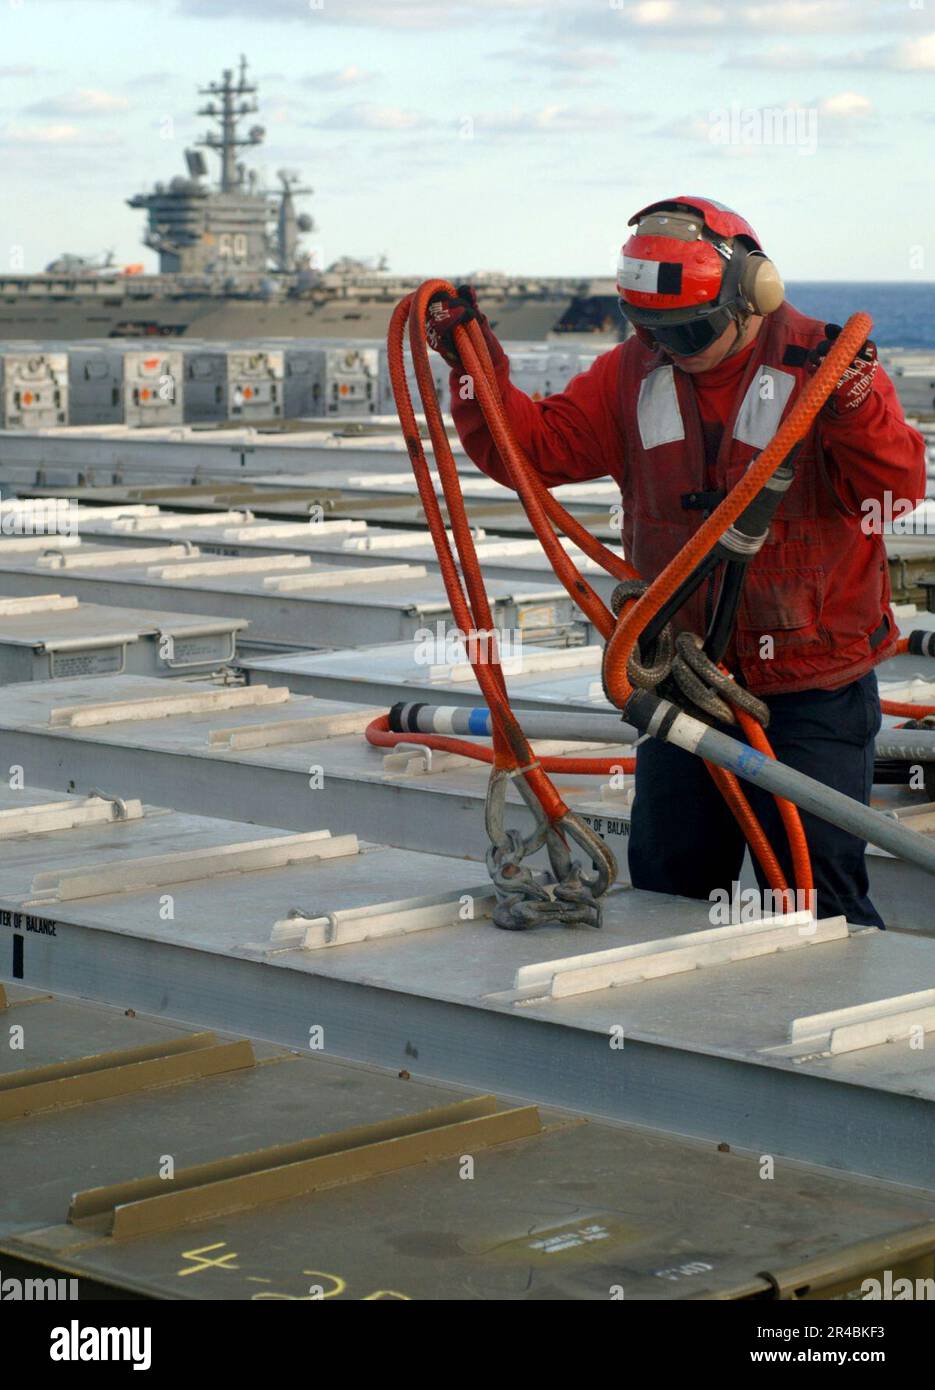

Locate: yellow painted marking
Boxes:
[177,1242,240,1277]
[251,1269,347,1301]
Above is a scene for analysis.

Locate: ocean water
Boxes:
[784,283,935,349]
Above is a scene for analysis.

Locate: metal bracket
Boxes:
[765,987,935,1059]
[263,887,496,951]
[507,912,848,1002]
[49,683,290,729]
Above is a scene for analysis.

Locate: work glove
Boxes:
[425,285,505,371]
[808,323,878,418]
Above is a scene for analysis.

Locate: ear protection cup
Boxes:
[740,252,784,315]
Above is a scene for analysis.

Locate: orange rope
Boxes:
[388,291,871,903]
[881,700,935,718]
[365,715,635,775]
[703,759,788,893]
[877,634,935,718]
[735,709,813,901]
[601,312,873,709]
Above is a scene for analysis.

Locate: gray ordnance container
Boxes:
[66,343,184,427]
[242,469,621,538]
[181,345,285,424]
[42,503,626,605]
[0,540,592,650]
[0,672,634,874]
[0,592,244,682]
[0,347,68,428]
[236,640,611,714]
[281,344,380,418]
[0,420,462,489]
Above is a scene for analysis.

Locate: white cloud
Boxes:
[651,114,715,142]
[0,123,121,146]
[629,2,725,28]
[308,103,431,132]
[305,94,631,139]
[475,104,628,135]
[726,31,935,72]
[650,91,873,159]
[177,0,889,34]
[131,71,175,88]
[891,34,935,70]
[178,0,551,27]
[820,91,873,119]
[554,0,911,45]
[548,48,618,71]
[301,65,378,91]
[305,99,627,137]
[725,44,823,69]
[740,2,866,34]
[26,89,130,118]
[835,33,935,71]
[492,46,618,72]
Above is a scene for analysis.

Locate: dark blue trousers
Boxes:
[627,671,885,927]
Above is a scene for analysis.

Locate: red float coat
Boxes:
[450,302,927,695]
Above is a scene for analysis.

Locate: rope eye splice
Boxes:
[484,766,616,931]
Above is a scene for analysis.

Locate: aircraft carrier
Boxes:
[0,58,619,345]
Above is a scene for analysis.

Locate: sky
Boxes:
[0,0,933,281]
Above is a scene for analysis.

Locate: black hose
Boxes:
[704,558,747,665]
[638,550,721,650]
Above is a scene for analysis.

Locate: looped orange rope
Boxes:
[387,294,875,906]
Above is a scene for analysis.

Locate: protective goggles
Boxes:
[619,299,736,358]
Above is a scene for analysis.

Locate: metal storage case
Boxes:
[0,592,245,682]
[50,502,625,602]
[278,343,380,418]
[67,342,184,426]
[181,344,285,424]
[0,540,591,649]
[0,347,68,428]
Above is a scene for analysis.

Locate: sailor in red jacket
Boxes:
[427,196,927,927]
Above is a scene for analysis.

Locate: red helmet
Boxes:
[617,195,783,355]
[628,195,764,248]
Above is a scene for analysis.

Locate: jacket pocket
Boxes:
[736,565,828,649]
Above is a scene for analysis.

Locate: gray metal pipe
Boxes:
[874,728,935,762]
[625,689,935,875]
[392,698,935,875]
[389,701,640,745]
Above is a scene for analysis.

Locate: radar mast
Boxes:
[196,55,264,193]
